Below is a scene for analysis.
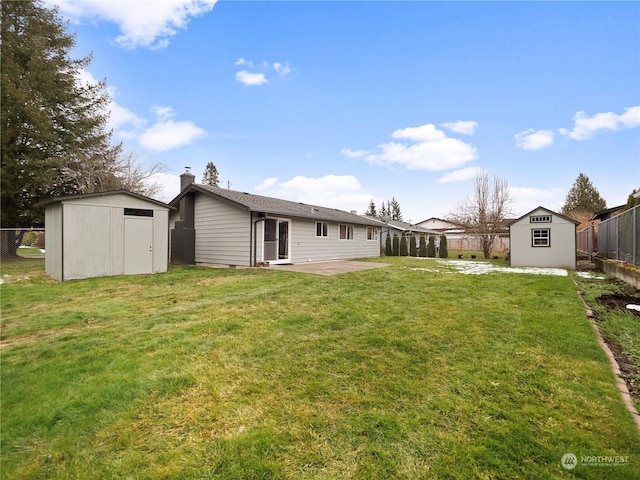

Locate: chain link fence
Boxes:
[578,205,639,266]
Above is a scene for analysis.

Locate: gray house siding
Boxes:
[290,218,379,262]
[194,195,252,266]
[44,203,63,281]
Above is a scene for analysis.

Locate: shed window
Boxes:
[316,222,328,237]
[530,215,551,223]
[532,228,550,247]
[339,224,354,240]
[366,227,378,241]
[124,208,153,217]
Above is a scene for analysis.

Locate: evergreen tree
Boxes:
[400,233,408,256]
[389,197,403,221]
[439,234,448,258]
[202,162,220,187]
[409,233,417,257]
[427,234,436,258]
[1,0,114,258]
[392,233,400,256]
[365,199,377,217]
[380,201,388,219]
[561,173,606,220]
[385,231,393,256]
[624,189,640,211]
[419,233,427,257]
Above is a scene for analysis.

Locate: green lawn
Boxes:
[1,258,639,479]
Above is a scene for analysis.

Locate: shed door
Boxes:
[124,217,153,274]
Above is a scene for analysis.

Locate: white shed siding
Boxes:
[510,208,576,269]
[194,195,252,266]
[63,203,115,280]
[44,192,170,281]
[44,203,63,281]
[290,218,380,262]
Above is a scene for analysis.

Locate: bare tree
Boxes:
[448,172,511,259]
[60,146,164,198]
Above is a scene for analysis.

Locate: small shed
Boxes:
[508,206,579,270]
[42,191,173,281]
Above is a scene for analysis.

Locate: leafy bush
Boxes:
[385,232,393,256]
[439,234,448,258]
[427,235,436,257]
[392,233,400,256]
[400,234,408,256]
[409,234,417,257]
[419,233,427,257]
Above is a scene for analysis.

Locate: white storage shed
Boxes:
[42,191,173,281]
[508,206,579,270]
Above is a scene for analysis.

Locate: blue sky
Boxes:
[47,0,639,222]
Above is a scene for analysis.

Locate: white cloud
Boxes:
[255,175,374,213]
[234,58,292,85]
[139,119,206,151]
[514,129,555,150]
[559,105,640,140]
[509,186,564,217]
[441,120,478,135]
[362,123,478,171]
[235,70,268,86]
[146,172,181,203]
[273,62,292,76]
[340,148,370,158]
[437,167,484,183]
[49,0,217,49]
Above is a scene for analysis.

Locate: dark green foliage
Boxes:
[561,173,606,219]
[400,234,408,256]
[427,235,436,258]
[1,0,113,257]
[389,197,403,221]
[384,232,392,256]
[202,162,220,187]
[392,233,400,256]
[409,234,417,257]
[439,234,448,258]
[419,233,427,257]
[625,189,640,211]
[365,199,377,217]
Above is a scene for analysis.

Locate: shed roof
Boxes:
[39,190,174,209]
[170,184,383,226]
[508,206,580,226]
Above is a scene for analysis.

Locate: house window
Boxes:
[532,228,550,247]
[124,208,153,217]
[530,215,551,223]
[316,221,328,237]
[366,227,378,241]
[339,224,354,240]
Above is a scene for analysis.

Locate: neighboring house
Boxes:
[379,219,439,250]
[508,206,579,269]
[416,217,465,234]
[41,191,172,281]
[416,217,511,253]
[169,170,382,267]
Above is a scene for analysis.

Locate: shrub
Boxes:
[392,233,400,256]
[419,233,427,257]
[409,234,417,257]
[400,234,408,256]
[427,234,436,257]
[385,232,393,256]
[439,234,448,258]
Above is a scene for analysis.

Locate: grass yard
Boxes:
[1,257,639,479]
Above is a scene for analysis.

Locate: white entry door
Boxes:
[124,217,153,274]
[263,218,290,264]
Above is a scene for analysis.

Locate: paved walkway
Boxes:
[269,260,390,276]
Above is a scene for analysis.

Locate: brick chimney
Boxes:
[180,166,196,191]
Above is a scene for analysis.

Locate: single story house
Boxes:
[169,170,382,267]
[508,206,579,269]
[41,191,173,281]
[380,219,439,249]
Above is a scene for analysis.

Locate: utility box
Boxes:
[41,191,173,281]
